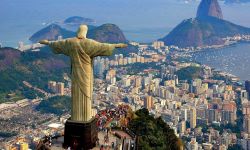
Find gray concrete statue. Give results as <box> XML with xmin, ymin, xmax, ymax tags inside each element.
<box><xmin>40</xmin><ymin>25</ymin><xmax>127</xmax><ymax>122</ymax></box>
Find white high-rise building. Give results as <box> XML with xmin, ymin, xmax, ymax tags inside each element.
<box><xmin>58</xmin><ymin>35</ymin><xmax>63</xmax><ymax>40</ymax></box>
<box><xmin>190</xmin><ymin>107</ymin><xmax>197</xmax><ymax>129</ymax></box>
<box><xmin>57</xmin><ymin>82</ymin><xmax>65</xmax><ymax>96</ymax></box>
<box><xmin>241</xmin><ymin>90</ymin><xmax>249</xmax><ymax>100</ymax></box>
<box><xmin>18</xmin><ymin>41</ymin><xmax>24</xmax><ymax>50</ymax></box>
<box><xmin>178</xmin><ymin>120</ymin><xmax>186</xmax><ymax>134</ymax></box>
<box><xmin>243</xmin><ymin>116</ymin><xmax>250</xmax><ymax>134</ymax></box>
<box><xmin>181</xmin><ymin>109</ymin><xmax>188</xmax><ymax>121</ymax></box>
<box><xmin>152</xmin><ymin>41</ymin><xmax>165</xmax><ymax>49</ymax></box>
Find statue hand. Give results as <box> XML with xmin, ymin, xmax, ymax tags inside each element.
<box><xmin>39</xmin><ymin>40</ymin><xmax>49</xmax><ymax>45</ymax></box>
<box><xmin>115</xmin><ymin>43</ymin><xmax>128</xmax><ymax>48</ymax></box>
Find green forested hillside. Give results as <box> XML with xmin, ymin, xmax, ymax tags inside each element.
<box><xmin>0</xmin><ymin>47</ymin><xmax>70</xmax><ymax>102</ymax></box>
<box><xmin>176</xmin><ymin>66</ymin><xmax>202</xmax><ymax>81</ymax></box>
<box><xmin>129</xmin><ymin>109</ymin><xmax>183</xmax><ymax>150</ymax></box>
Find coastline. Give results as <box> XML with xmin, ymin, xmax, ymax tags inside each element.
<box><xmin>185</xmin><ymin>42</ymin><xmax>250</xmax><ymax>82</ymax></box>
<box><xmin>180</xmin><ymin>39</ymin><xmax>250</xmax><ymax>54</ymax></box>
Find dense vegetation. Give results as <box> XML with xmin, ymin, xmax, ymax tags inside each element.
<box><xmin>36</xmin><ymin>96</ymin><xmax>71</xmax><ymax>115</ymax></box>
<box><xmin>176</xmin><ymin>66</ymin><xmax>202</xmax><ymax>81</ymax></box>
<box><xmin>128</xmin><ymin>108</ymin><xmax>183</xmax><ymax>150</ymax></box>
<box><xmin>0</xmin><ymin>47</ymin><xmax>70</xmax><ymax>103</ymax></box>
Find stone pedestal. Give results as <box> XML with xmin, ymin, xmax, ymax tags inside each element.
<box><xmin>63</xmin><ymin>118</ymin><xmax>98</xmax><ymax>150</ymax></box>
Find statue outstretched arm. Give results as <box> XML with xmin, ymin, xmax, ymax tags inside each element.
<box><xmin>39</xmin><ymin>40</ymin><xmax>49</xmax><ymax>45</ymax></box>
<box><xmin>86</xmin><ymin>39</ymin><xmax>127</xmax><ymax>57</ymax></box>
<box><xmin>39</xmin><ymin>39</ymin><xmax>70</xmax><ymax>56</ymax></box>
<box><xmin>114</xmin><ymin>43</ymin><xmax>128</xmax><ymax>48</ymax></box>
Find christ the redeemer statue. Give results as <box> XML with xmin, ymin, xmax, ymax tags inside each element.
<box><xmin>40</xmin><ymin>25</ymin><xmax>127</xmax><ymax>122</ymax></box>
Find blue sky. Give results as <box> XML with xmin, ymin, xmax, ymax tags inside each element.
<box><xmin>0</xmin><ymin>0</ymin><xmax>250</xmax><ymax>45</ymax></box>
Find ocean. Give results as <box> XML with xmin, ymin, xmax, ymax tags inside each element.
<box><xmin>191</xmin><ymin>43</ymin><xmax>250</xmax><ymax>81</ymax></box>
<box><xmin>1</xmin><ymin>0</ymin><xmax>250</xmax><ymax>47</ymax></box>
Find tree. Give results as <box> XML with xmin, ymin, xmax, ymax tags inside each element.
<box><xmin>128</xmin><ymin>108</ymin><xmax>183</xmax><ymax>150</ymax></box>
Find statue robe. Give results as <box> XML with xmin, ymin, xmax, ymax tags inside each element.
<box><xmin>48</xmin><ymin>37</ymin><xmax>116</xmax><ymax>122</ymax></box>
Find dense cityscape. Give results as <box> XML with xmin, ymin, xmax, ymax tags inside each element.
<box><xmin>0</xmin><ymin>39</ymin><xmax>250</xmax><ymax>149</ymax></box>
<box><xmin>1</xmin><ymin>0</ymin><xmax>250</xmax><ymax>149</ymax></box>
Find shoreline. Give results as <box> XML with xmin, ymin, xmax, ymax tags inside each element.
<box><xmin>185</xmin><ymin>42</ymin><xmax>250</xmax><ymax>82</ymax></box>
<box><xmin>179</xmin><ymin>40</ymin><xmax>250</xmax><ymax>54</ymax></box>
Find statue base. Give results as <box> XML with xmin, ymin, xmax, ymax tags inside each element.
<box><xmin>63</xmin><ymin>118</ymin><xmax>98</xmax><ymax>150</ymax></box>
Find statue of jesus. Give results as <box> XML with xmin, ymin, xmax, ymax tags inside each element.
<box><xmin>40</xmin><ymin>25</ymin><xmax>127</xmax><ymax>122</ymax></box>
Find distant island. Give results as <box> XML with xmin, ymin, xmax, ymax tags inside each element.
<box><xmin>161</xmin><ymin>0</ymin><xmax>250</xmax><ymax>48</ymax></box>
<box><xmin>64</xmin><ymin>16</ymin><xmax>96</xmax><ymax>25</ymax></box>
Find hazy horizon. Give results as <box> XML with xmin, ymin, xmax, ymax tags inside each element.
<box><xmin>1</xmin><ymin>0</ymin><xmax>250</xmax><ymax>46</ymax></box>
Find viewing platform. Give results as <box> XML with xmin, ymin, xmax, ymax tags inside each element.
<box><xmin>39</xmin><ymin>129</ymin><xmax>135</xmax><ymax>150</ymax></box>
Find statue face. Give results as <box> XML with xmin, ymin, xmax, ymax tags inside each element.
<box><xmin>77</xmin><ymin>25</ymin><xmax>88</xmax><ymax>39</ymax></box>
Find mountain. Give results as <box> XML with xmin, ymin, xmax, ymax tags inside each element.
<box><xmin>29</xmin><ymin>24</ymin><xmax>75</xmax><ymax>43</ymax></box>
<box><xmin>0</xmin><ymin>44</ymin><xmax>136</xmax><ymax>103</ymax></box>
<box><xmin>161</xmin><ymin>17</ymin><xmax>250</xmax><ymax>48</ymax></box>
<box><xmin>161</xmin><ymin>0</ymin><xmax>250</xmax><ymax>48</ymax></box>
<box><xmin>30</xmin><ymin>23</ymin><xmax>127</xmax><ymax>44</ymax></box>
<box><xmin>0</xmin><ymin>47</ymin><xmax>21</xmax><ymax>71</ymax></box>
<box><xmin>197</xmin><ymin>0</ymin><xmax>223</xmax><ymax>19</ymax></box>
<box><xmin>64</xmin><ymin>16</ymin><xmax>96</xmax><ymax>25</ymax></box>
<box><xmin>0</xmin><ymin>46</ymin><xmax>70</xmax><ymax>102</ymax></box>
<box><xmin>87</xmin><ymin>24</ymin><xmax>127</xmax><ymax>43</ymax></box>
<box><xmin>0</xmin><ymin>23</ymin><xmax>133</xmax><ymax>102</ymax></box>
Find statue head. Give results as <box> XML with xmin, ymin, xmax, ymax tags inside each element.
<box><xmin>77</xmin><ymin>25</ymin><xmax>88</xmax><ymax>39</ymax></box>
